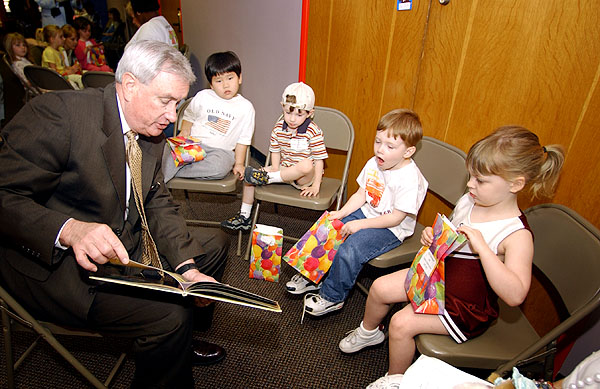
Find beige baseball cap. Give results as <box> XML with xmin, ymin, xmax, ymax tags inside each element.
<box><xmin>281</xmin><ymin>82</ymin><xmax>315</xmax><ymax>111</ymax></box>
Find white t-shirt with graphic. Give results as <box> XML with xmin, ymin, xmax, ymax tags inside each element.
<box><xmin>357</xmin><ymin>157</ymin><xmax>428</xmax><ymax>240</ymax></box>
<box><xmin>183</xmin><ymin>89</ymin><xmax>255</xmax><ymax>151</ymax></box>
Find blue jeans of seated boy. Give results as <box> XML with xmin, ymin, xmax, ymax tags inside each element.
<box><xmin>161</xmin><ymin>143</ymin><xmax>235</xmax><ymax>183</ymax></box>
<box><xmin>319</xmin><ymin>208</ymin><xmax>402</xmax><ymax>303</ymax></box>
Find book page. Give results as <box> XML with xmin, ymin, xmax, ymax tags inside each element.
<box><xmin>399</xmin><ymin>355</ymin><xmax>493</xmax><ymax>388</ymax></box>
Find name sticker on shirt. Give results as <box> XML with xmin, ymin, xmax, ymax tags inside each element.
<box><xmin>419</xmin><ymin>249</ymin><xmax>438</xmax><ymax>277</ymax></box>
<box><xmin>290</xmin><ymin>138</ymin><xmax>309</xmax><ymax>151</ymax></box>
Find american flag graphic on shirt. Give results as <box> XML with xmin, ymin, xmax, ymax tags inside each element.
<box><xmin>206</xmin><ymin>115</ymin><xmax>231</xmax><ymax>134</ymax></box>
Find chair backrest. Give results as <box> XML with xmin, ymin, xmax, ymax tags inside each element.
<box><xmin>524</xmin><ymin>204</ymin><xmax>600</xmax><ymax>314</ymax></box>
<box><xmin>23</xmin><ymin>65</ymin><xmax>74</xmax><ymax>91</ymax></box>
<box><xmin>413</xmin><ymin>136</ymin><xmax>468</xmax><ymax>206</ymax></box>
<box><xmin>174</xmin><ymin>98</ymin><xmax>193</xmax><ymax>136</ymax></box>
<box><xmin>28</xmin><ymin>45</ymin><xmax>44</xmax><ymax>66</ymax></box>
<box><xmin>82</xmin><ymin>71</ymin><xmax>115</xmax><ymax>88</ymax></box>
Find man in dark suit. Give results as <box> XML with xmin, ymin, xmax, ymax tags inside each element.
<box><xmin>0</xmin><ymin>40</ymin><xmax>227</xmax><ymax>388</ymax></box>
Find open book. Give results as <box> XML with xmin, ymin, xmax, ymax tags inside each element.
<box><xmin>89</xmin><ymin>259</ymin><xmax>281</xmax><ymax>313</ymax></box>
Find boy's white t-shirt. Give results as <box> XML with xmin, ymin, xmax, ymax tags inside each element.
<box><xmin>183</xmin><ymin>89</ymin><xmax>255</xmax><ymax>151</ymax></box>
<box><xmin>357</xmin><ymin>157</ymin><xmax>428</xmax><ymax>241</ymax></box>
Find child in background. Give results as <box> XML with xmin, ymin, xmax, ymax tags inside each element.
<box><xmin>41</xmin><ymin>25</ymin><xmax>83</xmax><ymax>89</ymax></box>
<box><xmin>221</xmin><ymin>82</ymin><xmax>327</xmax><ymax>231</ymax></box>
<box><xmin>162</xmin><ymin>51</ymin><xmax>255</xmax><ymax>183</ymax></box>
<box><xmin>343</xmin><ymin>126</ymin><xmax>564</xmax><ymax>389</ymax></box>
<box><xmin>3</xmin><ymin>32</ymin><xmax>41</xmax><ymax>96</ymax></box>
<box><xmin>102</xmin><ymin>8</ymin><xmax>122</xmax><ymax>43</ymax></box>
<box><xmin>292</xmin><ymin>109</ymin><xmax>428</xmax><ymax>317</ymax></box>
<box><xmin>73</xmin><ymin>17</ymin><xmax>112</xmax><ymax>72</ymax></box>
<box><xmin>61</xmin><ymin>24</ymin><xmax>81</xmax><ymax>71</ymax></box>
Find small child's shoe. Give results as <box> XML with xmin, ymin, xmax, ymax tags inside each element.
<box><xmin>366</xmin><ymin>373</ymin><xmax>404</xmax><ymax>389</ymax></box>
<box><xmin>303</xmin><ymin>293</ymin><xmax>344</xmax><ymax>316</ymax></box>
<box><xmin>244</xmin><ymin>166</ymin><xmax>269</xmax><ymax>186</ymax></box>
<box><xmin>338</xmin><ymin>323</ymin><xmax>385</xmax><ymax>353</ymax></box>
<box><xmin>285</xmin><ymin>274</ymin><xmax>321</xmax><ymax>295</ymax></box>
<box><xmin>221</xmin><ymin>212</ymin><xmax>252</xmax><ymax>231</ymax></box>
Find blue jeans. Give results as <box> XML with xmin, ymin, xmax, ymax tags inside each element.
<box><xmin>319</xmin><ymin>208</ymin><xmax>402</xmax><ymax>303</ymax></box>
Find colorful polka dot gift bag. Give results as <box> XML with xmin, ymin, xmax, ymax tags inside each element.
<box><xmin>283</xmin><ymin>211</ymin><xmax>346</xmax><ymax>284</ymax></box>
<box><xmin>249</xmin><ymin>224</ymin><xmax>283</xmax><ymax>282</ymax></box>
<box><xmin>166</xmin><ymin>136</ymin><xmax>206</xmax><ymax>167</ymax></box>
<box><xmin>404</xmin><ymin>213</ymin><xmax>466</xmax><ymax>315</ymax></box>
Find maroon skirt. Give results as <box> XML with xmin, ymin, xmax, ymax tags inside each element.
<box><xmin>444</xmin><ymin>255</ymin><xmax>499</xmax><ymax>340</ymax></box>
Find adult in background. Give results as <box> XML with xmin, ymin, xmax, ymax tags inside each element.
<box><xmin>126</xmin><ymin>0</ymin><xmax>178</xmax><ymax>50</ymax></box>
<box><xmin>0</xmin><ymin>40</ymin><xmax>228</xmax><ymax>388</ymax></box>
<box><xmin>35</xmin><ymin>0</ymin><xmax>75</xmax><ymax>27</ymax></box>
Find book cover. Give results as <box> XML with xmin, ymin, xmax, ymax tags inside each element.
<box><xmin>283</xmin><ymin>211</ymin><xmax>346</xmax><ymax>284</ymax></box>
<box><xmin>249</xmin><ymin>224</ymin><xmax>283</xmax><ymax>282</ymax></box>
<box><xmin>404</xmin><ymin>213</ymin><xmax>466</xmax><ymax>315</ymax></box>
<box><xmin>90</xmin><ymin>259</ymin><xmax>281</xmax><ymax>313</ymax></box>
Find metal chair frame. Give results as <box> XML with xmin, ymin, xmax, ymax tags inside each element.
<box><xmin>244</xmin><ymin>106</ymin><xmax>355</xmax><ymax>260</ymax></box>
<box><xmin>0</xmin><ymin>285</ymin><xmax>126</xmax><ymax>389</ymax></box>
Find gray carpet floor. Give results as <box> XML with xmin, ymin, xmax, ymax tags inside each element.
<box><xmin>0</xmin><ymin>189</ymin><xmax>403</xmax><ymax>389</ymax></box>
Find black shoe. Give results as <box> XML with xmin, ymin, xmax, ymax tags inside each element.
<box><xmin>244</xmin><ymin>166</ymin><xmax>269</xmax><ymax>186</ymax></box>
<box><xmin>191</xmin><ymin>340</ymin><xmax>226</xmax><ymax>366</ymax></box>
<box><xmin>221</xmin><ymin>212</ymin><xmax>252</xmax><ymax>231</ymax></box>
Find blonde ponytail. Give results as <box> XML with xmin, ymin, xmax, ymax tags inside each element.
<box><xmin>530</xmin><ymin>144</ymin><xmax>564</xmax><ymax>198</ymax></box>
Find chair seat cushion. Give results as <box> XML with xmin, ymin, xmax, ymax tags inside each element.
<box><xmin>416</xmin><ymin>300</ymin><xmax>540</xmax><ymax>369</ymax></box>
<box><xmin>254</xmin><ymin>177</ymin><xmax>341</xmax><ymax>211</ymax></box>
<box><xmin>167</xmin><ymin>173</ymin><xmax>238</xmax><ymax>193</ymax></box>
<box><xmin>368</xmin><ymin>223</ymin><xmax>426</xmax><ymax>268</ymax></box>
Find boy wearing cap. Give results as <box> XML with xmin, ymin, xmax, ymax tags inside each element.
<box><xmin>221</xmin><ymin>82</ymin><xmax>327</xmax><ymax>231</ymax></box>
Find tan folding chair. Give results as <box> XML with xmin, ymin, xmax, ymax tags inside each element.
<box><xmin>356</xmin><ymin>136</ymin><xmax>469</xmax><ymax>295</ymax></box>
<box><xmin>166</xmin><ymin>98</ymin><xmax>250</xmax><ymax>255</ymax></box>
<box><xmin>244</xmin><ymin>106</ymin><xmax>355</xmax><ymax>259</ymax></box>
<box><xmin>82</xmin><ymin>71</ymin><xmax>115</xmax><ymax>88</ymax></box>
<box><xmin>415</xmin><ymin>204</ymin><xmax>600</xmax><ymax>381</ymax></box>
<box><xmin>0</xmin><ymin>285</ymin><xmax>127</xmax><ymax>389</ymax></box>
<box><xmin>23</xmin><ymin>65</ymin><xmax>74</xmax><ymax>92</ymax></box>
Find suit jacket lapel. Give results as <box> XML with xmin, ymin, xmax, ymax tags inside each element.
<box><xmin>100</xmin><ymin>84</ymin><xmax>127</xmax><ymax>217</ymax></box>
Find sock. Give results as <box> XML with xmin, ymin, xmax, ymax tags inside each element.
<box><xmin>240</xmin><ymin>202</ymin><xmax>252</xmax><ymax>218</ymax></box>
<box><xmin>267</xmin><ymin>171</ymin><xmax>283</xmax><ymax>184</ymax></box>
<box><xmin>360</xmin><ymin>321</ymin><xmax>380</xmax><ymax>336</ymax></box>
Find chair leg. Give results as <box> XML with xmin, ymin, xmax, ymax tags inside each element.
<box><xmin>0</xmin><ymin>292</ymin><xmax>107</xmax><ymax>389</ymax></box>
<box><xmin>237</xmin><ymin>230</ymin><xmax>242</xmax><ymax>256</ymax></box>
<box><xmin>1</xmin><ymin>300</ymin><xmax>15</xmax><ymax>389</ymax></box>
<box><xmin>244</xmin><ymin>201</ymin><xmax>261</xmax><ymax>260</ymax></box>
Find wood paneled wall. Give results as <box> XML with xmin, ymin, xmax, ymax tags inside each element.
<box><xmin>306</xmin><ymin>0</ymin><xmax>600</xmax><ymax>229</ymax></box>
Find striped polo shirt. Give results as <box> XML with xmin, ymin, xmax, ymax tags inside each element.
<box><xmin>269</xmin><ymin>118</ymin><xmax>328</xmax><ymax>167</ymax></box>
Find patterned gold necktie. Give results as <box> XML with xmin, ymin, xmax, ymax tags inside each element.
<box><xmin>125</xmin><ymin>131</ymin><xmax>162</xmax><ymax>269</ymax></box>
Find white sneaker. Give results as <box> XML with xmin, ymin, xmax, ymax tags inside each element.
<box><xmin>366</xmin><ymin>373</ymin><xmax>404</xmax><ymax>389</ymax></box>
<box><xmin>339</xmin><ymin>325</ymin><xmax>385</xmax><ymax>353</ymax></box>
<box><xmin>285</xmin><ymin>273</ymin><xmax>321</xmax><ymax>295</ymax></box>
<box><xmin>303</xmin><ymin>293</ymin><xmax>344</xmax><ymax>316</ymax></box>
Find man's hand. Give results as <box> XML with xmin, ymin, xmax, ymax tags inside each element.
<box><xmin>232</xmin><ymin>163</ymin><xmax>245</xmax><ymax>180</ymax></box>
<box><xmin>175</xmin><ymin>260</ymin><xmax>218</xmax><ymax>283</ymax></box>
<box><xmin>59</xmin><ymin>219</ymin><xmax>129</xmax><ymax>272</ymax></box>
